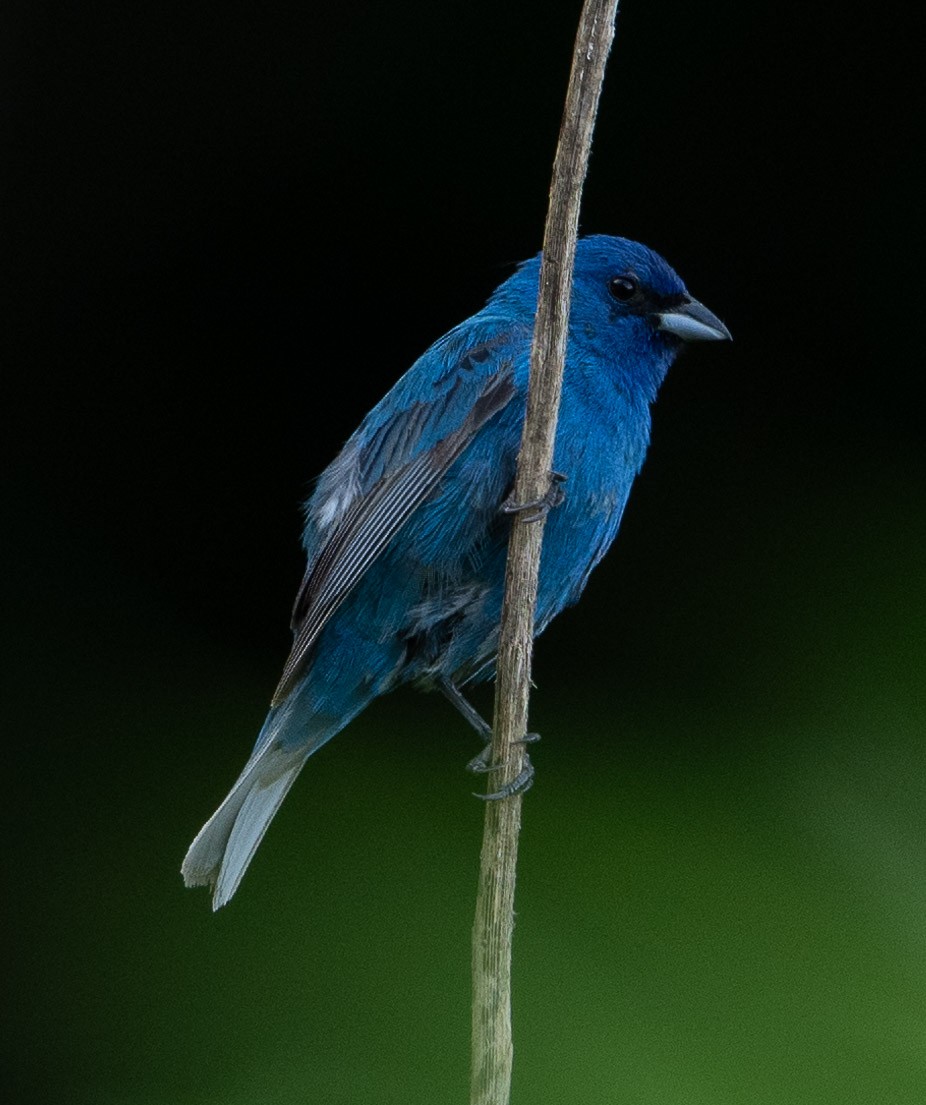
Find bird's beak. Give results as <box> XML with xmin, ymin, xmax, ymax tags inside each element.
<box><xmin>657</xmin><ymin>297</ymin><xmax>732</xmax><ymax>342</ymax></box>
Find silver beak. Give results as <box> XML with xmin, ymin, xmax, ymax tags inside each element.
<box><xmin>657</xmin><ymin>297</ymin><xmax>732</xmax><ymax>342</ymax></box>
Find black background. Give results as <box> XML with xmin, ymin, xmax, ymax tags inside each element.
<box><xmin>8</xmin><ymin>1</ymin><xmax>915</xmax><ymax>653</ymax></box>
<box><xmin>6</xmin><ymin>3</ymin><xmax>923</xmax><ymax>1103</ymax></box>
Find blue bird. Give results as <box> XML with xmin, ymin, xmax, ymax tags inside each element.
<box><xmin>182</xmin><ymin>235</ymin><xmax>730</xmax><ymax>908</ymax></box>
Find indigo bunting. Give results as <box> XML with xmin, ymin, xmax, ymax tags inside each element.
<box><xmin>182</xmin><ymin>235</ymin><xmax>730</xmax><ymax>908</ymax></box>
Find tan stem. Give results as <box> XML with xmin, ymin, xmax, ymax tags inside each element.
<box><xmin>470</xmin><ymin>3</ymin><xmax>621</xmax><ymax>1103</ymax></box>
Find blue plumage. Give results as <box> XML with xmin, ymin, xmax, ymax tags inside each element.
<box><xmin>182</xmin><ymin>235</ymin><xmax>730</xmax><ymax>908</ymax></box>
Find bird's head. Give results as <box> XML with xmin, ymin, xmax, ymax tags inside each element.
<box><xmin>571</xmin><ymin>234</ymin><xmax>730</xmax><ymax>345</ymax></box>
<box><xmin>493</xmin><ymin>234</ymin><xmax>731</xmax><ymax>400</ymax></box>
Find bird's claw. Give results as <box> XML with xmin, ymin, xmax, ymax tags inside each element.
<box><xmin>468</xmin><ymin>733</ymin><xmax>539</xmax><ymax>799</ymax></box>
<box><xmin>475</xmin><ymin>758</ymin><xmax>535</xmax><ymax>801</ymax></box>
<box><xmin>501</xmin><ymin>471</ymin><xmax>567</xmax><ymax>522</ymax></box>
<box><xmin>466</xmin><ymin>732</ymin><xmax>540</xmax><ymax>774</ymax></box>
<box><xmin>467</xmin><ymin>745</ymin><xmax>494</xmax><ymax>774</ymax></box>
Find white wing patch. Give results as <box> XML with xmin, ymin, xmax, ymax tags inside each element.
<box><xmin>311</xmin><ymin>442</ymin><xmax>362</xmax><ymax>531</ymax></box>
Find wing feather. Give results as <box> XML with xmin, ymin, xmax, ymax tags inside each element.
<box><xmin>270</xmin><ymin>365</ymin><xmax>517</xmax><ymax>706</ymax></box>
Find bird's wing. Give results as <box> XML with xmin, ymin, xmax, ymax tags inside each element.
<box><xmin>270</xmin><ymin>325</ymin><xmax>524</xmax><ymax>706</ymax></box>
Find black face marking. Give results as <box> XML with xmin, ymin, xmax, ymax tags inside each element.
<box><xmin>654</xmin><ymin>291</ymin><xmax>687</xmax><ymax>311</ymax></box>
<box><xmin>607</xmin><ymin>281</ymin><xmax>689</xmax><ymax>324</ymax></box>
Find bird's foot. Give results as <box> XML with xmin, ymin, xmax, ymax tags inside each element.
<box><xmin>475</xmin><ymin>757</ymin><xmax>535</xmax><ymax>801</ymax></box>
<box><xmin>468</xmin><ymin>733</ymin><xmax>539</xmax><ymax>800</ymax></box>
<box><xmin>501</xmin><ymin>471</ymin><xmax>567</xmax><ymax>523</ymax></box>
<box><xmin>467</xmin><ymin>732</ymin><xmax>540</xmax><ymax>773</ymax></box>
<box><xmin>467</xmin><ymin>745</ymin><xmax>494</xmax><ymax>775</ymax></box>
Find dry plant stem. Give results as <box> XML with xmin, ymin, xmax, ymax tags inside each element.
<box><xmin>470</xmin><ymin>2</ymin><xmax>620</xmax><ymax>1104</ymax></box>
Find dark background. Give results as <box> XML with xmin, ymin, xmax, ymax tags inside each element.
<box><xmin>6</xmin><ymin>2</ymin><xmax>923</xmax><ymax>1103</ymax></box>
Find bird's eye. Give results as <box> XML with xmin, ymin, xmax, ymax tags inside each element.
<box><xmin>608</xmin><ymin>275</ymin><xmax>638</xmax><ymax>302</ymax></box>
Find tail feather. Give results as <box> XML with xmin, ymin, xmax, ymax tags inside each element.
<box><xmin>182</xmin><ymin>651</ymin><xmax>387</xmax><ymax>908</ymax></box>
<box><xmin>182</xmin><ymin>741</ymin><xmax>308</xmax><ymax>910</ymax></box>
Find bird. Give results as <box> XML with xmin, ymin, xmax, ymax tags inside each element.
<box><xmin>182</xmin><ymin>234</ymin><xmax>731</xmax><ymax>909</ymax></box>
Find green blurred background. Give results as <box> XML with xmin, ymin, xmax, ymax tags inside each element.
<box><xmin>6</xmin><ymin>1</ymin><xmax>922</xmax><ymax>1102</ymax></box>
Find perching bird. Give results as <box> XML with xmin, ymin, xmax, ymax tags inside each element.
<box><xmin>182</xmin><ymin>235</ymin><xmax>730</xmax><ymax>909</ymax></box>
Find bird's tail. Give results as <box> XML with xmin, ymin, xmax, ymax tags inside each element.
<box><xmin>180</xmin><ymin>680</ymin><xmax>349</xmax><ymax>910</ymax></box>
<box><xmin>181</xmin><ymin>734</ymin><xmax>312</xmax><ymax>910</ymax></box>
<box><xmin>183</xmin><ymin>634</ymin><xmax>398</xmax><ymax>908</ymax></box>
